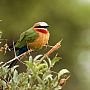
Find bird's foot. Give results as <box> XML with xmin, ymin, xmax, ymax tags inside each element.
<box><xmin>44</xmin><ymin>45</ymin><xmax>53</xmax><ymax>48</ymax></box>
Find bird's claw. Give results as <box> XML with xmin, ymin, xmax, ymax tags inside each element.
<box><xmin>44</xmin><ymin>45</ymin><xmax>53</xmax><ymax>48</ymax></box>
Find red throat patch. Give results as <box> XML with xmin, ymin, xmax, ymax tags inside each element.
<box><xmin>34</xmin><ymin>28</ymin><xmax>48</xmax><ymax>34</ymax></box>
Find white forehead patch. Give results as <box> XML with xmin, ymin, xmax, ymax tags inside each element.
<box><xmin>38</xmin><ymin>22</ymin><xmax>48</xmax><ymax>26</ymax></box>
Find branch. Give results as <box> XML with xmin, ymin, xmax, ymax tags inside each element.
<box><xmin>3</xmin><ymin>50</ymin><xmax>33</xmax><ymax>66</ymax></box>
<box><xmin>3</xmin><ymin>40</ymin><xmax>62</xmax><ymax>66</ymax></box>
<box><xmin>46</xmin><ymin>40</ymin><xmax>62</xmax><ymax>56</ymax></box>
<box><xmin>38</xmin><ymin>39</ymin><xmax>62</xmax><ymax>63</ymax></box>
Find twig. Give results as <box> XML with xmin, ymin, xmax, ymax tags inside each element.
<box><xmin>0</xmin><ymin>39</ymin><xmax>11</xmax><ymax>53</ymax></box>
<box><xmin>4</xmin><ymin>43</ymin><xmax>11</xmax><ymax>54</ymax></box>
<box><xmin>46</xmin><ymin>40</ymin><xmax>62</xmax><ymax>56</ymax></box>
<box><xmin>0</xmin><ymin>77</ymin><xmax>7</xmax><ymax>83</ymax></box>
<box><xmin>38</xmin><ymin>40</ymin><xmax>62</xmax><ymax>63</ymax></box>
<box><xmin>3</xmin><ymin>49</ymin><xmax>33</xmax><ymax>66</ymax></box>
<box><xmin>13</xmin><ymin>41</ymin><xmax>16</xmax><ymax>57</ymax></box>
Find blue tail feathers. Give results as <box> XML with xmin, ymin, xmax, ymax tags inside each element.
<box><xmin>16</xmin><ymin>46</ymin><xmax>28</xmax><ymax>56</ymax></box>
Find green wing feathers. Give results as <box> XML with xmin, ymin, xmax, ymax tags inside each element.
<box><xmin>15</xmin><ymin>27</ymin><xmax>39</xmax><ymax>48</ymax></box>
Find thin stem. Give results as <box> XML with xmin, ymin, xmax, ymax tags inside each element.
<box><xmin>13</xmin><ymin>41</ymin><xmax>16</xmax><ymax>57</ymax></box>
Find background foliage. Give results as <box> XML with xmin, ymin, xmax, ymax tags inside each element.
<box><xmin>0</xmin><ymin>54</ymin><xmax>70</xmax><ymax>90</ymax></box>
<box><xmin>0</xmin><ymin>0</ymin><xmax>90</xmax><ymax>90</ymax></box>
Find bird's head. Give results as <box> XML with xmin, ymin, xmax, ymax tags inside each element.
<box><xmin>33</xmin><ymin>22</ymin><xmax>49</xmax><ymax>34</ymax></box>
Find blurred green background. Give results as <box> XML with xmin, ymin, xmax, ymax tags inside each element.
<box><xmin>0</xmin><ymin>0</ymin><xmax>90</xmax><ymax>90</ymax></box>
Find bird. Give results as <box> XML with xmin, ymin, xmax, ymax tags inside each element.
<box><xmin>9</xmin><ymin>22</ymin><xmax>50</xmax><ymax>68</ymax></box>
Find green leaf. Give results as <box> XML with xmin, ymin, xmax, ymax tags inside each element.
<box><xmin>24</xmin><ymin>61</ymin><xmax>33</xmax><ymax>69</ymax></box>
<box><xmin>13</xmin><ymin>69</ymin><xmax>18</xmax><ymax>82</ymax></box>
<box><xmin>55</xmin><ymin>85</ymin><xmax>62</xmax><ymax>90</ymax></box>
<box><xmin>0</xmin><ymin>66</ymin><xmax>9</xmax><ymax>77</ymax></box>
<box><xmin>58</xmin><ymin>69</ymin><xmax>70</xmax><ymax>79</ymax></box>
<box><xmin>37</xmin><ymin>64</ymin><xmax>48</xmax><ymax>72</ymax></box>
<box><xmin>11</xmin><ymin>65</ymin><xmax>19</xmax><ymax>73</ymax></box>
<box><xmin>34</xmin><ymin>54</ymin><xmax>43</xmax><ymax>61</ymax></box>
<box><xmin>17</xmin><ymin>73</ymin><xmax>29</xmax><ymax>89</ymax></box>
<box><xmin>1</xmin><ymin>80</ymin><xmax>7</xmax><ymax>89</ymax></box>
<box><xmin>51</xmin><ymin>57</ymin><xmax>61</xmax><ymax>66</ymax></box>
<box><xmin>47</xmin><ymin>57</ymin><xmax>52</xmax><ymax>67</ymax></box>
<box><xmin>43</xmin><ymin>74</ymin><xmax>53</xmax><ymax>81</ymax></box>
<box><xmin>36</xmin><ymin>75</ymin><xmax>43</xmax><ymax>84</ymax></box>
<box><xmin>29</xmin><ymin>56</ymin><xmax>33</xmax><ymax>62</ymax></box>
<box><xmin>43</xmin><ymin>60</ymin><xmax>48</xmax><ymax>68</ymax></box>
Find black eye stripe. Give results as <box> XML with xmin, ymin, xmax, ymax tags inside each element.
<box><xmin>34</xmin><ymin>26</ymin><xmax>49</xmax><ymax>28</ymax></box>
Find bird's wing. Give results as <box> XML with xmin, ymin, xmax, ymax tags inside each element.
<box><xmin>15</xmin><ymin>27</ymin><xmax>39</xmax><ymax>48</ymax></box>
<box><xmin>19</xmin><ymin>31</ymin><xmax>26</xmax><ymax>41</ymax></box>
<box><xmin>20</xmin><ymin>27</ymin><xmax>38</xmax><ymax>41</ymax></box>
